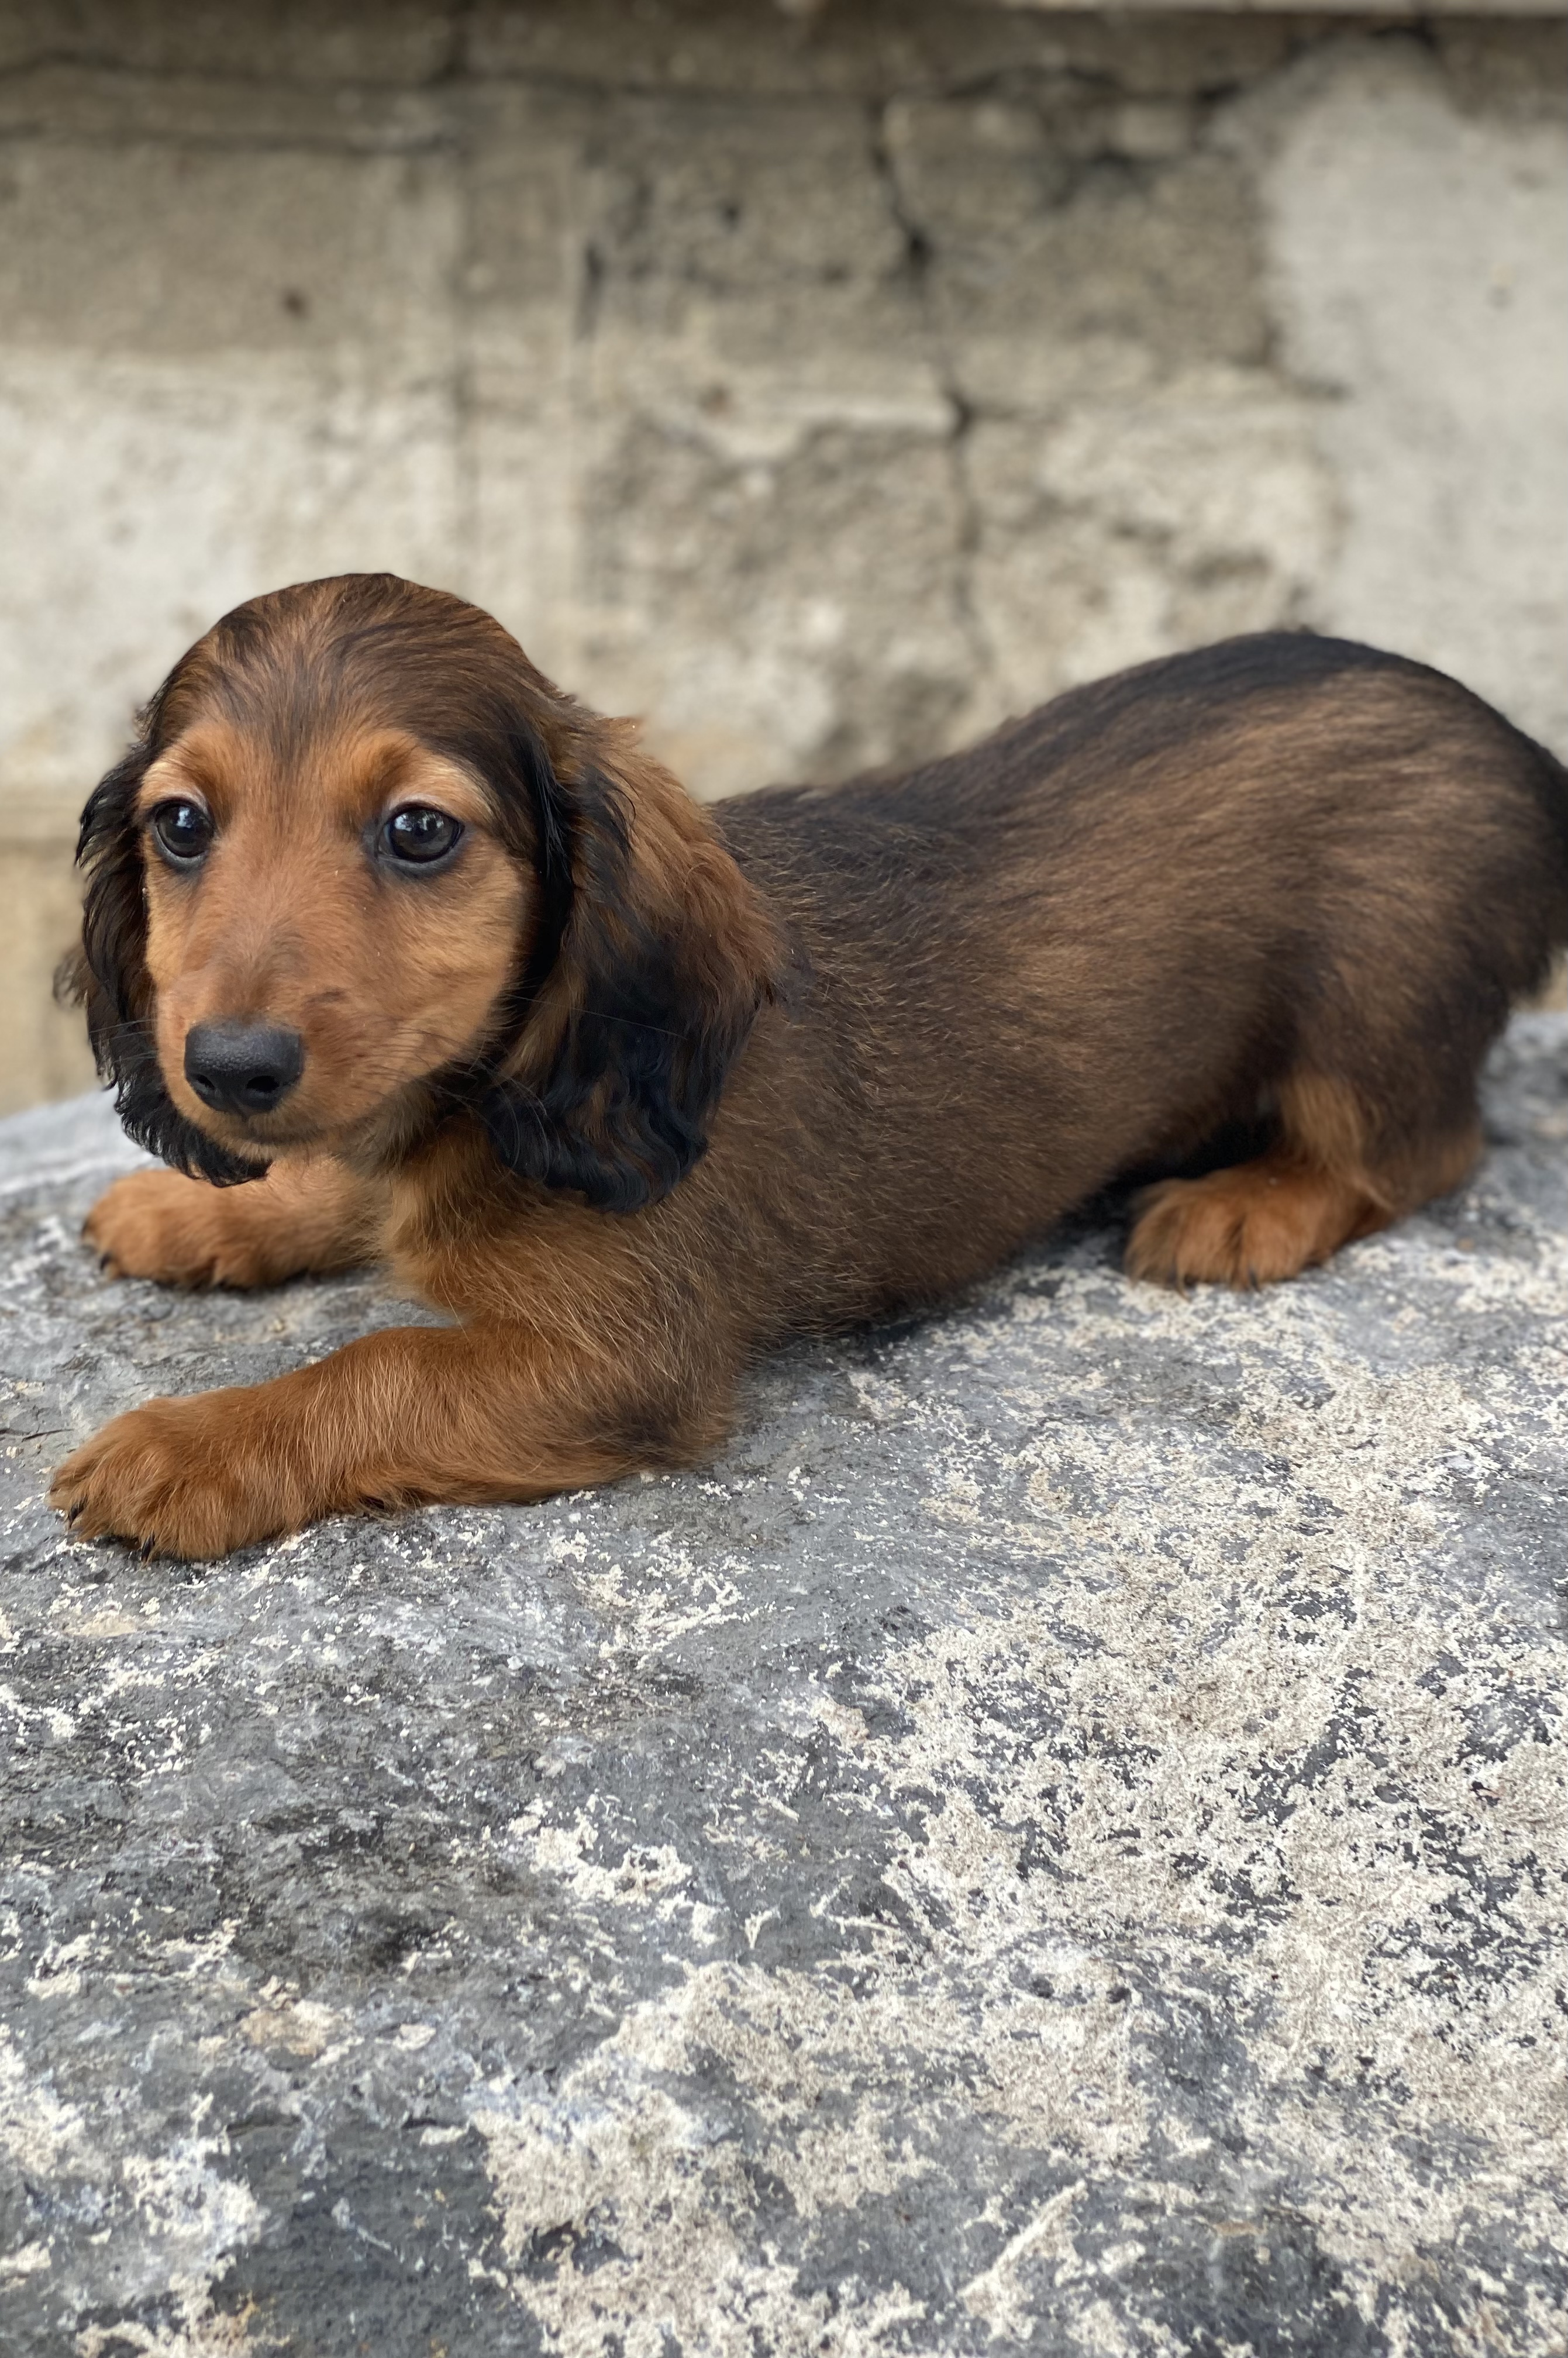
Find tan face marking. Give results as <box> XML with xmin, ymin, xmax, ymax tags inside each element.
<box><xmin>136</xmin><ymin>719</ymin><xmax>529</xmax><ymax>1155</ymax></box>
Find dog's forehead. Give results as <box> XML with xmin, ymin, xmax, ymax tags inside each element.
<box><xmin>139</xmin><ymin>718</ymin><xmax>493</xmax><ymax>831</ymax></box>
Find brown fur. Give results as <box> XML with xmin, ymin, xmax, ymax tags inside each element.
<box><xmin>50</xmin><ymin>575</ymin><xmax>1568</xmax><ymax>1556</ymax></box>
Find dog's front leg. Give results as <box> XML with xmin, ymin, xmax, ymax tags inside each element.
<box><xmin>82</xmin><ymin>1159</ymin><xmax>382</xmax><ymax>1290</ymax></box>
<box><xmin>50</xmin><ymin>1320</ymin><xmax>709</xmax><ymax>1559</ymax></box>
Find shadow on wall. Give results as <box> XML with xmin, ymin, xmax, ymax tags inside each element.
<box><xmin>1</xmin><ymin>2</ymin><xmax>1564</xmax><ymax>1114</ymax></box>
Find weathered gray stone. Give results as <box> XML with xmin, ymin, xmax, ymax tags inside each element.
<box><xmin>463</xmin><ymin>4</ymin><xmax>1304</xmax><ymax>102</ymax></box>
<box><xmin>1246</xmin><ymin>38</ymin><xmax>1568</xmax><ymax>756</ymax></box>
<box><xmin>895</xmin><ymin>147</ymin><xmax>1270</xmax><ymax>393</ymax></box>
<box><xmin>961</xmin><ymin>380</ymin><xmax>1329</xmax><ymax>713</ymax></box>
<box><xmin>581</xmin><ymin>419</ymin><xmax>978</xmax><ymax>788</ymax></box>
<box><xmin>0</xmin><ymin>64</ymin><xmax>451</xmax><ymax>152</ymax></box>
<box><xmin>0</xmin><ymin>142</ymin><xmax>461</xmax><ymax>360</ymax></box>
<box><xmin>1</xmin><ymin>1019</ymin><xmax>1564</xmax><ymax>2353</ymax></box>
<box><xmin>0</xmin><ymin>0</ymin><xmax>459</xmax><ymax>85</ymax></box>
<box><xmin>583</xmin><ymin>94</ymin><xmax>909</xmax><ymax>291</ymax></box>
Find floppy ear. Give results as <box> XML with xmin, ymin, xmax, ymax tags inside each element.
<box><xmin>60</xmin><ymin>740</ymin><xmax>261</xmax><ymax>1187</ymax></box>
<box><xmin>479</xmin><ymin>725</ymin><xmax>783</xmax><ymax>1214</ymax></box>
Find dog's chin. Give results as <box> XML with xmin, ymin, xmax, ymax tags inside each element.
<box><xmin>169</xmin><ymin>1088</ymin><xmax>330</xmax><ymax>1164</ymax></box>
<box><xmin>170</xmin><ymin>1071</ymin><xmax>461</xmax><ymax>1175</ymax></box>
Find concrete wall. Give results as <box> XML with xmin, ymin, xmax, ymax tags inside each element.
<box><xmin>2</xmin><ymin>2</ymin><xmax>1564</xmax><ymax>1114</ymax></box>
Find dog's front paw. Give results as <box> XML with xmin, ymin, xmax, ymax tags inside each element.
<box><xmin>50</xmin><ymin>1392</ymin><xmax>300</xmax><ymax>1559</ymax></box>
<box><xmin>84</xmin><ymin>1168</ymin><xmax>269</xmax><ymax>1288</ymax></box>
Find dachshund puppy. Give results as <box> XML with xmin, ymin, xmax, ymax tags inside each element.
<box><xmin>50</xmin><ymin>575</ymin><xmax>1568</xmax><ymax>1557</ymax></box>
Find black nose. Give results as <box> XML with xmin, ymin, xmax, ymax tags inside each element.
<box><xmin>184</xmin><ymin>1021</ymin><xmax>304</xmax><ymax>1118</ymax></box>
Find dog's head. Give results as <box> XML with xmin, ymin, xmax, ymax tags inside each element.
<box><xmin>64</xmin><ymin>574</ymin><xmax>782</xmax><ymax>1210</ymax></box>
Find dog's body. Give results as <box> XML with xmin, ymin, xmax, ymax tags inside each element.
<box><xmin>50</xmin><ymin>578</ymin><xmax>1568</xmax><ymax>1557</ymax></box>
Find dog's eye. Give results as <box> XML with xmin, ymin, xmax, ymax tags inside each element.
<box><xmin>384</xmin><ymin>805</ymin><xmax>463</xmax><ymax>866</ymax></box>
<box><xmin>150</xmin><ymin>800</ymin><xmax>214</xmax><ymax>866</ymax></box>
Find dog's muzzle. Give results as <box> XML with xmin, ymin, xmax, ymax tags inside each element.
<box><xmin>184</xmin><ymin>1021</ymin><xmax>304</xmax><ymax>1118</ymax></box>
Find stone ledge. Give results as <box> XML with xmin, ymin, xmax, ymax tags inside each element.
<box><xmin>3</xmin><ymin>6</ymin><xmax>1562</xmax><ymax>101</ymax></box>
<box><xmin>990</xmin><ymin>0</ymin><xmax>1567</xmax><ymax>13</ymax></box>
<box><xmin>1</xmin><ymin>1016</ymin><xmax>1564</xmax><ymax>2352</ymax></box>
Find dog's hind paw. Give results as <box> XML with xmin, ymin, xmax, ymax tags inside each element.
<box><xmin>1125</xmin><ymin>1157</ymin><xmax>1384</xmax><ymax>1290</ymax></box>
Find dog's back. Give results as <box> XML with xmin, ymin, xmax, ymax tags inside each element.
<box><xmin>711</xmin><ymin>632</ymin><xmax>1568</xmax><ymax>1319</ymax></box>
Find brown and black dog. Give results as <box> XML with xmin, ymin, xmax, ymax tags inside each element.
<box><xmin>49</xmin><ymin>573</ymin><xmax>1568</xmax><ymax>1557</ymax></box>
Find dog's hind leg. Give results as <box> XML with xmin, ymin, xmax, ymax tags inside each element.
<box><xmin>1124</xmin><ymin>1068</ymin><xmax>1480</xmax><ymax>1290</ymax></box>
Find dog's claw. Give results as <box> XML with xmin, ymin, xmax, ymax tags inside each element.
<box><xmin>139</xmin><ymin>1536</ymin><xmax>156</xmax><ymax>1562</ymax></box>
<box><xmin>66</xmin><ymin>1501</ymin><xmax>84</xmax><ymax>1527</ymax></box>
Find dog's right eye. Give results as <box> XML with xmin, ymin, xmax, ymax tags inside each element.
<box><xmin>149</xmin><ymin>801</ymin><xmax>214</xmax><ymax>866</ymax></box>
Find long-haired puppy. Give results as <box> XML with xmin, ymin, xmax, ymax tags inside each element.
<box><xmin>50</xmin><ymin>575</ymin><xmax>1568</xmax><ymax>1558</ymax></box>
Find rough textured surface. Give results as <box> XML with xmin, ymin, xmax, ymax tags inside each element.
<box><xmin>1</xmin><ymin>1017</ymin><xmax>1564</xmax><ymax>2354</ymax></box>
<box><xmin>2</xmin><ymin>0</ymin><xmax>1567</xmax><ymax>1110</ymax></box>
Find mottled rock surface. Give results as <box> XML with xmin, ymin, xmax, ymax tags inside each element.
<box><xmin>1</xmin><ymin>1021</ymin><xmax>1566</xmax><ymax>2356</ymax></box>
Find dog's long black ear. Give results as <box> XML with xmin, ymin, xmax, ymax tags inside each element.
<box><xmin>59</xmin><ymin>736</ymin><xmax>260</xmax><ymax>1186</ymax></box>
<box><xmin>480</xmin><ymin>725</ymin><xmax>783</xmax><ymax>1214</ymax></box>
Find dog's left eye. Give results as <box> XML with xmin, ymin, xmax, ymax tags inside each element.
<box><xmin>384</xmin><ymin>805</ymin><xmax>463</xmax><ymax>865</ymax></box>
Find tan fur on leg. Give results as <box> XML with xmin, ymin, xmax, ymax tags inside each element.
<box><xmin>1126</xmin><ymin>1070</ymin><xmax>1482</xmax><ymax>1289</ymax></box>
<box><xmin>84</xmin><ymin>1160</ymin><xmax>381</xmax><ymax>1289</ymax></box>
<box><xmin>1126</xmin><ymin>1156</ymin><xmax>1386</xmax><ymax>1289</ymax></box>
<box><xmin>49</xmin><ymin>1318</ymin><xmax>725</xmax><ymax>1558</ymax></box>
